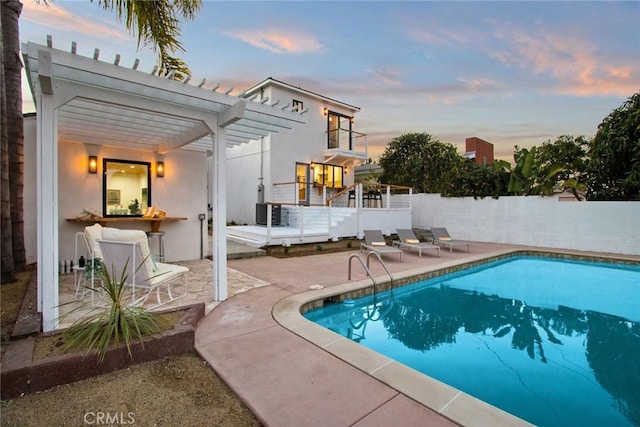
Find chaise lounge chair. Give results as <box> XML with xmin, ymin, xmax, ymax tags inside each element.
<box><xmin>361</xmin><ymin>229</ymin><xmax>403</xmax><ymax>261</ymax></box>
<box><xmin>97</xmin><ymin>229</ymin><xmax>188</xmax><ymax>308</ymax></box>
<box><xmin>393</xmin><ymin>229</ymin><xmax>440</xmax><ymax>257</ymax></box>
<box><xmin>429</xmin><ymin>227</ymin><xmax>470</xmax><ymax>253</ymax></box>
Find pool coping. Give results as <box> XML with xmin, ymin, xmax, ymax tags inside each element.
<box><xmin>272</xmin><ymin>248</ymin><xmax>639</xmax><ymax>427</ymax></box>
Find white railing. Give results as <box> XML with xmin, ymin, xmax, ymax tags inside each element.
<box><xmin>257</xmin><ymin>182</ymin><xmax>413</xmax><ymax>243</ymax></box>
<box><xmin>326</xmin><ymin>129</ymin><xmax>368</xmax><ymax>154</ymax></box>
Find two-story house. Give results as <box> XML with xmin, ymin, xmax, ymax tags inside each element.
<box><xmin>226</xmin><ymin>78</ymin><xmax>366</xmax><ymax>223</ymax></box>
<box><xmin>225</xmin><ymin>78</ymin><xmax>412</xmax><ymax>247</ymax></box>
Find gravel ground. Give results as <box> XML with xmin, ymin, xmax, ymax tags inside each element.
<box><xmin>1</xmin><ymin>353</ymin><xmax>261</xmax><ymax>427</ymax></box>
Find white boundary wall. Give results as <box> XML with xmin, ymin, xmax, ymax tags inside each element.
<box><xmin>411</xmin><ymin>193</ymin><xmax>640</xmax><ymax>255</ymax></box>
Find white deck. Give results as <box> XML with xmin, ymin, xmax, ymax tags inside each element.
<box><xmin>227</xmin><ymin>204</ymin><xmax>412</xmax><ymax>247</ymax></box>
<box><xmin>227</xmin><ymin>225</ymin><xmax>331</xmax><ymax>247</ymax></box>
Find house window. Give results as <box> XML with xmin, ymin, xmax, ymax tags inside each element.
<box><xmin>292</xmin><ymin>99</ymin><xmax>303</xmax><ymax>112</ymax></box>
<box><xmin>311</xmin><ymin>162</ymin><xmax>343</xmax><ymax>189</ymax></box>
<box><xmin>326</xmin><ymin>111</ymin><xmax>353</xmax><ymax>150</ymax></box>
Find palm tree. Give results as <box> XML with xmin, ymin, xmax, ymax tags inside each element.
<box><xmin>1</xmin><ymin>0</ymin><xmax>24</xmax><ymax>283</ymax></box>
<box><xmin>94</xmin><ymin>0</ymin><xmax>202</xmax><ymax>79</ymax></box>
<box><xmin>0</xmin><ymin>0</ymin><xmax>201</xmax><ymax>282</ymax></box>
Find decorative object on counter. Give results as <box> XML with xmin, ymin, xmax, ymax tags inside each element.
<box><xmin>74</xmin><ymin>208</ymin><xmax>103</xmax><ymax>220</ymax></box>
<box><xmin>142</xmin><ymin>206</ymin><xmax>167</xmax><ymax>218</ymax></box>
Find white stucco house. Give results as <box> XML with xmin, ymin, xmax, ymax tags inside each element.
<box><xmin>225</xmin><ymin>78</ymin><xmax>412</xmax><ymax>247</ymax></box>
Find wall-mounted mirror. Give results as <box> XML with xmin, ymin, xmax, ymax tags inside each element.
<box><xmin>103</xmin><ymin>159</ymin><xmax>151</xmax><ymax>217</ymax></box>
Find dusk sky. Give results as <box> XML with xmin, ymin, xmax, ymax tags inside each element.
<box><xmin>19</xmin><ymin>1</ymin><xmax>640</xmax><ymax>161</ymax></box>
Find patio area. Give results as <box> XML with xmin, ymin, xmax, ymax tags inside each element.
<box><xmin>57</xmin><ymin>241</ymin><xmax>638</xmax><ymax>426</ymax></box>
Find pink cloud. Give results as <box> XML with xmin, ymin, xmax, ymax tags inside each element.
<box><xmin>223</xmin><ymin>28</ymin><xmax>325</xmax><ymax>54</ymax></box>
<box><xmin>21</xmin><ymin>2</ymin><xmax>130</xmax><ymax>42</ymax></box>
<box><xmin>490</xmin><ymin>25</ymin><xmax>638</xmax><ymax>97</ymax></box>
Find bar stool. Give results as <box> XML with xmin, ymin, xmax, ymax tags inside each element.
<box><xmin>369</xmin><ymin>190</ymin><xmax>383</xmax><ymax>208</ymax></box>
<box><xmin>146</xmin><ymin>231</ymin><xmax>165</xmax><ymax>262</ymax></box>
<box><xmin>347</xmin><ymin>190</ymin><xmax>356</xmax><ymax>207</ymax></box>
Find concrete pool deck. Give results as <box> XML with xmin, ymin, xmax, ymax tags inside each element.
<box><xmin>194</xmin><ymin>243</ymin><xmax>639</xmax><ymax>426</ymax></box>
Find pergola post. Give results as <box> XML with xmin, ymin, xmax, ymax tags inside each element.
<box><xmin>36</xmin><ymin>67</ymin><xmax>60</xmax><ymax>331</ymax></box>
<box><xmin>211</xmin><ymin>123</ymin><xmax>228</xmax><ymax>301</ymax></box>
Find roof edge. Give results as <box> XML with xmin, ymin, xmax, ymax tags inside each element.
<box><xmin>244</xmin><ymin>77</ymin><xmax>360</xmax><ymax>112</ymax></box>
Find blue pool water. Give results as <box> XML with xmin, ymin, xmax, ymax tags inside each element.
<box><xmin>304</xmin><ymin>256</ymin><xmax>640</xmax><ymax>426</ymax></box>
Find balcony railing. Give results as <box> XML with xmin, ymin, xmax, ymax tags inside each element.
<box><xmin>272</xmin><ymin>181</ymin><xmax>412</xmax><ymax>209</ymax></box>
<box><xmin>326</xmin><ymin>129</ymin><xmax>368</xmax><ymax>158</ymax></box>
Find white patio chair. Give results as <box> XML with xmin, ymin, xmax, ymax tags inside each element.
<box><xmin>72</xmin><ymin>223</ymin><xmax>105</xmax><ymax>303</ymax></box>
<box><xmin>97</xmin><ymin>237</ymin><xmax>188</xmax><ymax>308</ymax></box>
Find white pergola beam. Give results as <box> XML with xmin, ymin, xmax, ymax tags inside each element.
<box><xmin>37</xmin><ymin>49</ymin><xmax>53</xmax><ymax>95</ymax></box>
<box><xmin>219</xmin><ymin>100</ymin><xmax>246</xmax><ymax>128</ymax></box>
<box><xmin>158</xmin><ymin>123</ymin><xmax>212</xmax><ymax>154</ymax></box>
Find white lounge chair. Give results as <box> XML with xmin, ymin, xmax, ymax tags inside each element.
<box><xmin>393</xmin><ymin>229</ymin><xmax>440</xmax><ymax>257</ymax></box>
<box><xmin>430</xmin><ymin>227</ymin><xmax>470</xmax><ymax>253</ymax></box>
<box><xmin>98</xmin><ymin>231</ymin><xmax>188</xmax><ymax>308</ymax></box>
<box><xmin>361</xmin><ymin>229</ymin><xmax>402</xmax><ymax>261</ymax></box>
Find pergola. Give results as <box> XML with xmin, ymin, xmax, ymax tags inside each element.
<box><xmin>22</xmin><ymin>39</ymin><xmax>305</xmax><ymax>331</ymax></box>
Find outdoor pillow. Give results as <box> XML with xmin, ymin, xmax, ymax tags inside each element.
<box><xmin>405</xmin><ymin>238</ymin><xmax>420</xmax><ymax>244</ymax></box>
<box><xmin>371</xmin><ymin>241</ymin><xmax>386</xmax><ymax>246</ymax></box>
<box><xmin>439</xmin><ymin>237</ymin><xmax>452</xmax><ymax>241</ymax></box>
<box><xmin>100</xmin><ymin>228</ymin><xmax>157</xmax><ymax>277</ymax></box>
<box><xmin>84</xmin><ymin>223</ymin><xmax>104</xmax><ymax>259</ymax></box>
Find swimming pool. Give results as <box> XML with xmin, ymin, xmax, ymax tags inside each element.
<box><xmin>304</xmin><ymin>255</ymin><xmax>640</xmax><ymax>426</ymax></box>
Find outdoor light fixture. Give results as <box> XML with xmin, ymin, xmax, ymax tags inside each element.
<box><xmin>88</xmin><ymin>156</ymin><xmax>98</xmax><ymax>174</ymax></box>
<box><xmin>156</xmin><ymin>161</ymin><xmax>165</xmax><ymax>178</ymax></box>
<box><xmin>323</xmin><ymin>108</ymin><xmax>328</xmax><ymax>116</ymax></box>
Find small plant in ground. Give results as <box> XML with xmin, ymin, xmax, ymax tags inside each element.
<box><xmin>316</xmin><ymin>245</ymin><xmax>323</xmax><ymax>251</ymax></box>
<box><xmin>61</xmin><ymin>258</ymin><xmax>168</xmax><ymax>362</ymax></box>
<box><xmin>346</xmin><ymin>240</ymin><xmax>353</xmax><ymax>249</ymax></box>
<box><xmin>284</xmin><ymin>245</ymin><xmax>290</xmax><ymax>255</ymax></box>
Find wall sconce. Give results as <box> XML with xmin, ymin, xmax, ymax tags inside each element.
<box><xmin>88</xmin><ymin>156</ymin><xmax>98</xmax><ymax>174</ymax></box>
<box><xmin>323</xmin><ymin>108</ymin><xmax>328</xmax><ymax>116</ymax></box>
<box><xmin>156</xmin><ymin>161</ymin><xmax>165</xmax><ymax>178</ymax></box>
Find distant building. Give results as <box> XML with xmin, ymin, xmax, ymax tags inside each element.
<box><xmin>463</xmin><ymin>137</ymin><xmax>494</xmax><ymax>165</ymax></box>
<box><xmin>354</xmin><ymin>162</ymin><xmax>383</xmax><ymax>183</ymax></box>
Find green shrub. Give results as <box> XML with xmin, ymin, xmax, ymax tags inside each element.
<box><xmin>61</xmin><ymin>258</ymin><xmax>168</xmax><ymax>362</ymax></box>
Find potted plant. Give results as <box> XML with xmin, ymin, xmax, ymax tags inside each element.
<box><xmin>128</xmin><ymin>198</ymin><xmax>141</xmax><ymax>215</ymax></box>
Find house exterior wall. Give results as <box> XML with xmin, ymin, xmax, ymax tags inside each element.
<box><xmin>24</xmin><ymin>114</ymin><xmax>38</xmax><ymax>264</ymax></box>
<box><xmin>412</xmin><ymin>193</ymin><xmax>640</xmax><ymax>255</ymax></box>
<box><xmin>226</xmin><ymin>81</ymin><xmax>361</xmax><ymax>224</ymax></box>
<box><xmin>57</xmin><ymin>142</ymin><xmax>206</xmax><ymax>264</ymax></box>
<box><xmin>226</xmin><ymin>138</ymin><xmax>269</xmax><ymax>225</ymax></box>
